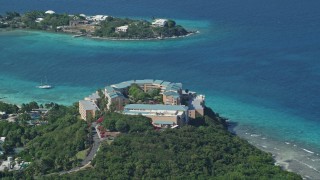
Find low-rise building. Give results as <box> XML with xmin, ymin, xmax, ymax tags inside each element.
<box><xmin>79</xmin><ymin>100</ymin><xmax>100</xmax><ymax>121</ymax></box>
<box><xmin>115</xmin><ymin>25</ymin><xmax>128</xmax><ymax>33</ymax></box>
<box><xmin>152</xmin><ymin>19</ymin><xmax>168</xmax><ymax>27</ymax></box>
<box><xmin>35</xmin><ymin>18</ymin><xmax>44</xmax><ymax>23</ymax></box>
<box><xmin>45</xmin><ymin>10</ymin><xmax>55</xmax><ymax>15</ymax></box>
<box><xmin>69</xmin><ymin>20</ymin><xmax>89</xmax><ymax>27</ymax></box>
<box><xmin>91</xmin><ymin>15</ymin><xmax>108</xmax><ymax>22</ymax></box>
<box><xmin>124</xmin><ymin>104</ymin><xmax>188</xmax><ymax>127</ymax></box>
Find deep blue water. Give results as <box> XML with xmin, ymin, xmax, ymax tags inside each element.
<box><xmin>1</xmin><ymin>0</ymin><xmax>320</xmax><ymax>176</ymax></box>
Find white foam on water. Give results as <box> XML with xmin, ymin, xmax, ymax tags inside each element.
<box><xmin>294</xmin><ymin>159</ymin><xmax>320</xmax><ymax>173</ymax></box>
<box><xmin>251</xmin><ymin>134</ymin><xmax>260</xmax><ymax>137</ymax></box>
<box><xmin>302</xmin><ymin>148</ymin><xmax>315</xmax><ymax>154</ymax></box>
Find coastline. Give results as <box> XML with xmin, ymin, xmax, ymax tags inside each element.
<box><xmin>229</xmin><ymin>122</ymin><xmax>320</xmax><ymax>180</ymax></box>
<box><xmin>88</xmin><ymin>31</ymin><xmax>199</xmax><ymax>41</ymax></box>
<box><xmin>0</xmin><ymin>27</ymin><xmax>199</xmax><ymax>41</ymax></box>
<box><xmin>1</xmin><ymin>97</ymin><xmax>313</xmax><ymax>179</ymax></box>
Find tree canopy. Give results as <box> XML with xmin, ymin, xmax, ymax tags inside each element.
<box><xmin>58</xmin><ymin>107</ymin><xmax>301</xmax><ymax>179</ymax></box>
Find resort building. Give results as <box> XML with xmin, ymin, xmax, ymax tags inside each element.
<box><xmin>124</xmin><ymin>104</ymin><xmax>188</xmax><ymax>127</ymax></box>
<box><xmin>79</xmin><ymin>79</ymin><xmax>206</xmax><ymax>127</ymax></box>
<box><xmin>105</xmin><ymin>86</ymin><xmax>129</xmax><ymax>111</ymax></box>
<box><xmin>163</xmin><ymin>91</ymin><xmax>180</xmax><ymax>105</ymax></box>
<box><xmin>84</xmin><ymin>92</ymin><xmax>100</xmax><ymax>104</ymax></box>
<box><xmin>152</xmin><ymin>19</ymin><xmax>168</xmax><ymax>27</ymax></box>
<box><xmin>115</xmin><ymin>25</ymin><xmax>129</xmax><ymax>33</ymax></box>
<box><xmin>111</xmin><ymin>79</ymin><xmax>182</xmax><ymax>95</ymax></box>
<box><xmin>79</xmin><ymin>100</ymin><xmax>100</xmax><ymax>121</ymax></box>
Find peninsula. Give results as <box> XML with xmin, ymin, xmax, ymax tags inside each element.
<box><xmin>0</xmin><ymin>11</ymin><xmax>195</xmax><ymax>40</ymax></box>
<box><xmin>0</xmin><ymin>80</ymin><xmax>301</xmax><ymax>179</ymax></box>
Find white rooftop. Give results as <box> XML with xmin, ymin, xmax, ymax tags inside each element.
<box><xmin>0</xmin><ymin>137</ymin><xmax>5</xmax><ymax>142</ymax></box>
<box><xmin>45</xmin><ymin>10</ymin><xmax>55</xmax><ymax>14</ymax></box>
<box><xmin>79</xmin><ymin>100</ymin><xmax>99</xmax><ymax>111</ymax></box>
<box><xmin>116</xmin><ymin>25</ymin><xmax>128</xmax><ymax>29</ymax></box>
<box><xmin>152</xmin><ymin>19</ymin><xmax>168</xmax><ymax>26</ymax></box>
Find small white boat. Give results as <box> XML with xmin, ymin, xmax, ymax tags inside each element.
<box><xmin>38</xmin><ymin>84</ymin><xmax>52</xmax><ymax>89</ymax></box>
<box><xmin>37</xmin><ymin>77</ymin><xmax>53</xmax><ymax>89</ymax></box>
<box><xmin>72</xmin><ymin>34</ymin><xmax>85</xmax><ymax>38</ymax></box>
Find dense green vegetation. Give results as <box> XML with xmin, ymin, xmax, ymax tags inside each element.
<box><xmin>0</xmin><ymin>11</ymin><xmax>71</xmax><ymax>30</ymax></box>
<box><xmin>0</xmin><ymin>103</ymin><xmax>89</xmax><ymax>178</ymax></box>
<box><xmin>96</xmin><ymin>89</ymin><xmax>108</xmax><ymax>112</ymax></box>
<box><xmin>128</xmin><ymin>84</ymin><xmax>162</xmax><ymax>103</ymax></box>
<box><xmin>21</xmin><ymin>11</ymin><xmax>71</xmax><ymax>30</ymax></box>
<box><xmin>101</xmin><ymin>112</ymin><xmax>153</xmax><ymax>133</ymax></box>
<box><xmin>57</xmin><ymin>107</ymin><xmax>300</xmax><ymax>180</ymax></box>
<box><xmin>1</xmin><ymin>11</ymin><xmax>190</xmax><ymax>39</ymax></box>
<box><xmin>0</xmin><ymin>101</ymin><xmax>19</xmax><ymax>114</ymax></box>
<box><xmin>94</xmin><ymin>17</ymin><xmax>189</xmax><ymax>39</ymax></box>
<box><xmin>0</xmin><ymin>100</ymin><xmax>301</xmax><ymax>179</ymax></box>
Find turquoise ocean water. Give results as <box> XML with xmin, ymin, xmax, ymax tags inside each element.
<box><xmin>1</xmin><ymin>0</ymin><xmax>320</xmax><ymax>178</ymax></box>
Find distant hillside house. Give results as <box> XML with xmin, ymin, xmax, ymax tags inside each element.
<box><xmin>91</xmin><ymin>15</ymin><xmax>108</xmax><ymax>22</ymax></box>
<box><xmin>0</xmin><ymin>137</ymin><xmax>6</xmax><ymax>155</ymax></box>
<box><xmin>45</xmin><ymin>10</ymin><xmax>55</xmax><ymax>15</ymax></box>
<box><xmin>152</xmin><ymin>19</ymin><xmax>168</xmax><ymax>27</ymax></box>
<box><xmin>69</xmin><ymin>20</ymin><xmax>89</xmax><ymax>27</ymax></box>
<box><xmin>79</xmin><ymin>14</ymin><xmax>86</xmax><ymax>18</ymax></box>
<box><xmin>35</xmin><ymin>18</ymin><xmax>44</xmax><ymax>23</ymax></box>
<box><xmin>115</xmin><ymin>25</ymin><xmax>128</xmax><ymax>33</ymax></box>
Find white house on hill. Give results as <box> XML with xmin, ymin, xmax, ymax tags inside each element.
<box><xmin>152</xmin><ymin>19</ymin><xmax>168</xmax><ymax>27</ymax></box>
<box><xmin>115</xmin><ymin>25</ymin><xmax>128</xmax><ymax>33</ymax></box>
<box><xmin>45</xmin><ymin>10</ymin><xmax>55</xmax><ymax>14</ymax></box>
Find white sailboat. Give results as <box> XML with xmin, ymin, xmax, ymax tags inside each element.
<box><xmin>37</xmin><ymin>77</ymin><xmax>52</xmax><ymax>89</ymax></box>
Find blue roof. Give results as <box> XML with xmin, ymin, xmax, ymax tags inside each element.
<box><xmin>161</xmin><ymin>81</ymin><xmax>171</xmax><ymax>86</ymax></box>
<box><xmin>87</xmin><ymin>92</ymin><xmax>100</xmax><ymax>99</ymax></box>
<box><xmin>112</xmin><ymin>81</ymin><xmax>132</xmax><ymax>89</ymax></box>
<box><xmin>153</xmin><ymin>80</ymin><xmax>164</xmax><ymax>85</ymax></box>
<box><xmin>135</xmin><ymin>79</ymin><xmax>154</xmax><ymax>84</ymax></box>
<box><xmin>105</xmin><ymin>86</ymin><xmax>125</xmax><ymax>98</ymax></box>
<box><xmin>79</xmin><ymin>100</ymin><xmax>99</xmax><ymax>110</ymax></box>
<box><xmin>153</xmin><ymin>120</ymin><xmax>174</xmax><ymax>125</ymax></box>
<box><xmin>124</xmin><ymin>104</ymin><xmax>187</xmax><ymax>111</ymax></box>
<box><xmin>105</xmin><ymin>86</ymin><xmax>116</xmax><ymax>92</ymax></box>
<box><xmin>166</xmin><ymin>83</ymin><xmax>182</xmax><ymax>91</ymax></box>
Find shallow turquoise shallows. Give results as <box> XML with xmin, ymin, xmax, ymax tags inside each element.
<box><xmin>1</xmin><ymin>0</ymin><xmax>320</xmax><ymax>177</ymax></box>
